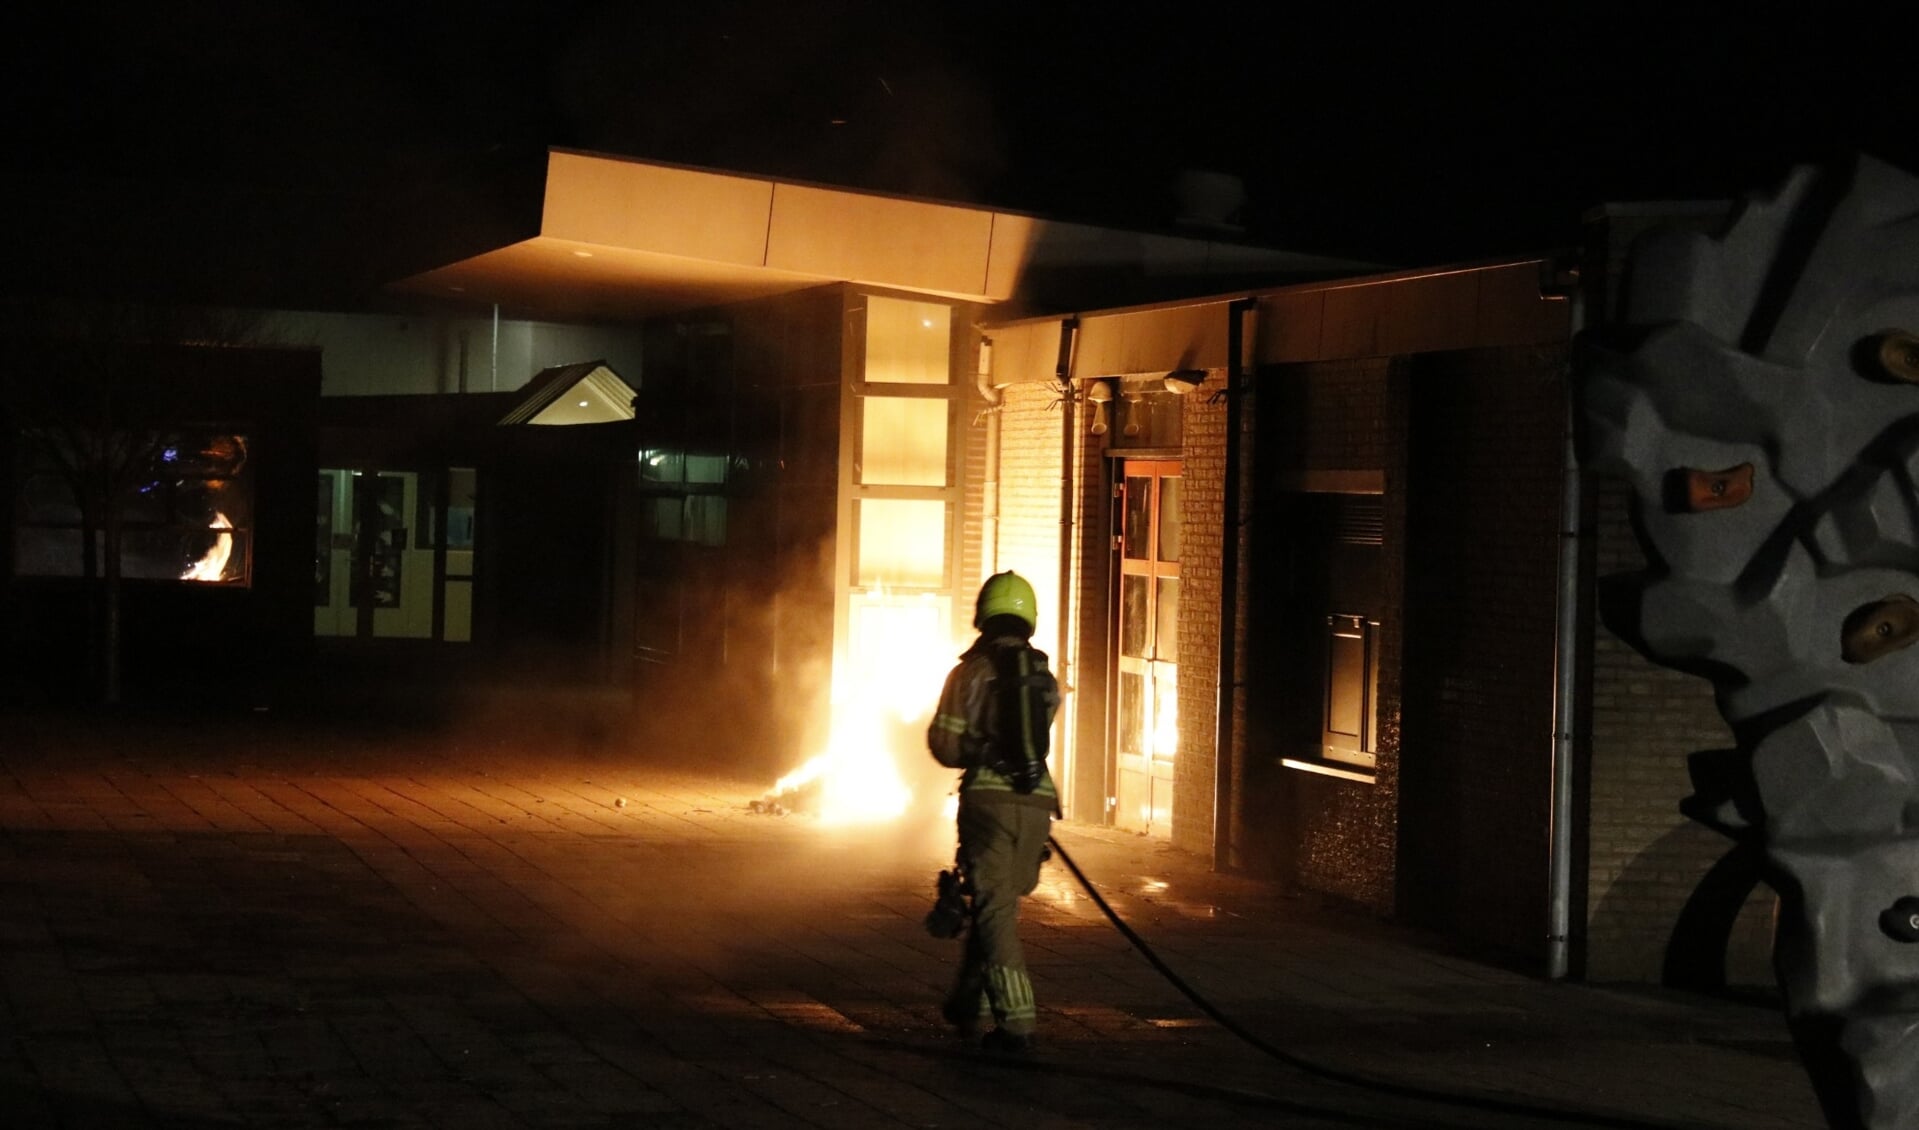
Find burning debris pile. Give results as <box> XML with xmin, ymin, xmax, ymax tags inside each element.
<box><xmin>750</xmin><ymin>719</ymin><xmax>913</xmax><ymax>822</ymax></box>
<box><xmin>753</xmin><ymin>593</ymin><xmax>957</xmax><ymax>823</ymax></box>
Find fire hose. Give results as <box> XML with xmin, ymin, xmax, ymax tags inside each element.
<box><xmin>1042</xmin><ymin>835</ymin><xmax>1692</xmax><ymax>1130</ymax></box>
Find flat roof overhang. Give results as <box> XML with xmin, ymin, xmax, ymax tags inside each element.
<box><xmin>388</xmin><ymin>150</ymin><xmax>1371</xmax><ymax>323</ymax></box>
<box><xmin>388</xmin><ymin>150</ymin><xmax>1050</xmax><ymax>321</ymax></box>
<box><xmin>983</xmin><ymin>259</ymin><xmax>1576</xmax><ymax>385</ymax></box>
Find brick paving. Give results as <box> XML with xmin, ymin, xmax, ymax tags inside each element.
<box><xmin>0</xmin><ymin>695</ymin><xmax>1825</xmax><ymax>1129</ymax></box>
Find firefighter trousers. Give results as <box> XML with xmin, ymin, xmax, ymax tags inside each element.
<box><xmin>946</xmin><ymin>797</ymin><xmax>1051</xmax><ymax>1035</ymax></box>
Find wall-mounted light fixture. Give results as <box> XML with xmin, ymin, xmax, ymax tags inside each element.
<box><xmin>1163</xmin><ymin>369</ymin><xmax>1206</xmax><ymax>394</ymax></box>
<box><xmin>1085</xmin><ymin>380</ymin><xmax>1113</xmax><ymax>435</ymax></box>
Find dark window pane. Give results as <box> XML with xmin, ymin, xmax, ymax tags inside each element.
<box><xmin>446</xmin><ymin>468</ymin><xmax>477</xmax><ymax>549</ymax></box>
<box><xmin>645</xmin><ymin>497</ymin><xmax>683</xmax><ymax>541</ymax></box>
<box><xmin>686</xmin><ymin>495</ymin><xmax>727</xmax><ymax>546</ymax></box>
<box><xmin>20</xmin><ymin>471</ymin><xmax>81</xmax><ymax>524</ymax></box>
<box><xmin>13</xmin><ymin>527</ymin><xmax>84</xmax><ymax>575</ymax></box>
<box><xmin>1123</xmin><ymin>477</ymin><xmax>1150</xmax><ymax>560</ymax></box>
<box><xmin>1326</xmin><ymin>628</ymin><xmax>1365</xmax><ymax>738</ymax></box>
<box><xmin>1118</xmin><ymin>671</ymin><xmax>1146</xmax><ymax>755</ymax></box>
<box><xmin>641</xmin><ymin>449</ymin><xmax>685</xmax><ymax>483</ymax></box>
<box><xmin>1121</xmin><ymin>575</ymin><xmax>1149</xmax><ymax>658</ymax></box>
<box><xmin>1158</xmin><ymin>477</ymin><xmax>1183</xmax><ymax>563</ymax></box>
<box><xmin>1156</xmin><ymin>577</ymin><xmax>1179</xmax><ymax>662</ymax></box>
<box><xmin>1111</xmin><ymin>390</ymin><xmax>1184</xmax><ymax>449</ymax></box>
<box><xmin>159</xmin><ymin>434</ymin><xmax>248</xmax><ymax>477</ymax></box>
<box><xmin>124</xmin><ymin>478</ymin><xmax>170</xmax><ymax>524</ymax></box>
<box><xmin>315</xmin><ymin>475</ymin><xmax>334</xmax><ymax>605</ymax></box>
<box><xmin>174</xmin><ymin>478</ymin><xmax>251</xmax><ymax>528</ymax></box>
<box><xmin>686</xmin><ymin>454</ymin><xmax>728</xmax><ymax>484</ymax></box>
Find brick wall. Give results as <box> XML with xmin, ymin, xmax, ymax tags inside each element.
<box><xmin>994</xmin><ymin>379</ymin><xmax>1109</xmax><ymax>820</ymax></box>
<box><xmin>1585</xmin><ymin>475</ymin><xmax>1776</xmax><ymax>984</ymax></box>
<box><xmin>1264</xmin><ymin>361</ymin><xmax>1393</xmax><ymax>471</ymax></box>
<box><xmin>1174</xmin><ymin>370</ymin><xmax>1228</xmax><ymax>856</ymax></box>
<box><xmin>1065</xmin><ymin>395</ymin><xmax>1109</xmax><ymax>824</ymax></box>
<box><xmin>994</xmin><ymin>383</ymin><xmax>1065</xmax><ymax>662</ymax></box>
<box><xmin>1396</xmin><ymin>345</ymin><xmax>1566</xmax><ymax>962</ymax></box>
<box><xmin>1245</xmin><ymin>358</ymin><xmax>1401</xmax><ymax>912</ymax></box>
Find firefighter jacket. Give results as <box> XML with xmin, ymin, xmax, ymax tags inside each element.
<box><xmin>928</xmin><ymin>633</ymin><xmax>1061</xmax><ymax>809</ymax></box>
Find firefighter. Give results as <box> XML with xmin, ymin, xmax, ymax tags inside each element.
<box><xmin>927</xmin><ymin>570</ymin><xmax>1061</xmax><ymax>1053</ymax></box>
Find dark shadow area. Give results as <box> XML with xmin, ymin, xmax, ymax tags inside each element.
<box><xmin>1663</xmin><ymin>840</ymin><xmax>1774</xmax><ymax>999</ymax></box>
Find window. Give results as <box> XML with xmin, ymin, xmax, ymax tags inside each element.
<box><xmin>1108</xmin><ymin>386</ymin><xmax>1184</xmax><ymax>449</ymax></box>
<box><xmin>858</xmin><ymin>397</ymin><xmax>947</xmax><ymax>486</ymax></box>
<box><xmin>417</xmin><ymin>467</ymin><xmax>478</xmax><ymax>550</ymax></box>
<box><xmin>864</xmin><ymin>297</ymin><xmax>951</xmax><ymax>385</ymax></box>
<box><xmin>637</xmin><ymin>449</ymin><xmax>728</xmax><ymax>546</ymax></box>
<box><xmin>855</xmin><ymin>498</ymin><xmax>947</xmax><ymax>588</ymax></box>
<box><xmin>14</xmin><ymin>431</ymin><xmax>253</xmax><ymax>585</ymax></box>
<box><xmin>1322</xmin><ymin>613</ymin><xmax>1379</xmax><ymax>770</ymax></box>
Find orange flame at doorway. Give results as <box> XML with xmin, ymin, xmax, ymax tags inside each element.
<box><xmin>764</xmin><ymin>590</ymin><xmax>957</xmax><ymax>825</ymax></box>
<box><xmin>181</xmin><ymin>512</ymin><xmax>234</xmax><ymax>582</ymax></box>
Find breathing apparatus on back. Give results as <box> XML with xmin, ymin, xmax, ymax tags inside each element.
<box><xmin>975</xmin><ymin>572</ymin><xmax>1051</xmax><ymax>794</ymax></box>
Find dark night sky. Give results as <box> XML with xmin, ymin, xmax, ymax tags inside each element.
<box><xmin>6</xmin><ymin>2</ymin><xmax>1914</xmax><ymax>302</ymax></box>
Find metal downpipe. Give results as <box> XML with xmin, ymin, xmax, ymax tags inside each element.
<box><xmin>1055</xmin><ymin>320</ymin><xmax>1079</xmax><ymax>813</ymax></box>
<box><xmin>1214</xmin><ymin>299</ymin><xmax>1256</xmax><ymax>872</ymax></box>
<box><xmin>976</xmin><ymin>335</ymin><xmax>1001</xmax><ymax>572</ymax></box>
<box><xmin>1547</xmin><ymin>284</ymin><xmax>1587</xmax><ymax>980</ymax></box>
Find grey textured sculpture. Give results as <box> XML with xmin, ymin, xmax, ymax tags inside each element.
<box><xmin>1579</xmin><ymin>155</ymin><xmax>1919</xmax><ymax>1130</ymax></box>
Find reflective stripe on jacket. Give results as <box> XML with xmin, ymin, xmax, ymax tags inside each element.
<box><xmin>928</xmin><ymin>634</ymin><xmax>1061</xmax><ymax>807</ymax></box>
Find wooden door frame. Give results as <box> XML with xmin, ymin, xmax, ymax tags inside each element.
<box><xmin>1110</xmin><ymin>457</ymin><xmax>1182</xmax><ymax>834</ymax></box>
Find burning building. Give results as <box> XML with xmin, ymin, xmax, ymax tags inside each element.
<box><xmin>0</xmin><ymin>146</ymin><xmax>1780</xmax><ymax>998</ymax></box>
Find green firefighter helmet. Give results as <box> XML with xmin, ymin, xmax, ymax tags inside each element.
<box><xmin>974</xmin><ymin>571</ymin><xmax>1038</xmax><ymax>631</ymax></box>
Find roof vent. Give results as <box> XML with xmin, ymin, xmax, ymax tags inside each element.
<box><xmin>1174</xmin><ymin>169</ymin><xmax>1247</xmax><ymax>234</ymax></box>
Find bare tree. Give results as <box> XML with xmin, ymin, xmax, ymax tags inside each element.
<box><xmin>1</xmin><ymin>300</ymin><xmax>263</xmax><ymax>705</ymax></box>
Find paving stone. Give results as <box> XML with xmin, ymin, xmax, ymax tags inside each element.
<box><xmin>0</xmin><ymin>704</ymin><xmax>1826</xmax><ymax>1129</ymax></box>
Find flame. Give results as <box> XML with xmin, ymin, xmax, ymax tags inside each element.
<box><xmin>770</xmin><ymin>714</ymin><xmax>913</xmax><ymax>825</ymax></box>
<box><xmin>764</xmin><ymin>589</ymin><xmax>957</xmax><ymax>825</ymax></box>
<box><xmin>1153</xmin><ymin>677</ymin><xmax>1179</xmax><ymax>757</ymax></box>
<box><xmin>181</xmin><ymin>512</ymin><xmax>234</xmax><ymax>582</ymax></box>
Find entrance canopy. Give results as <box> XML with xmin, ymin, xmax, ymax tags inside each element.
<box><xmin>388</xmin><ymin>149</ymin><xmax>1366</xmax><ymax>322</ymax></box>
<box><xmin>498</xmin><ymin>361</ymin><xmax>637</xmax><ymax>426</ymax></box>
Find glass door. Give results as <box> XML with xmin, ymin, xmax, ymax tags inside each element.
<box><xmin>1114</xmin><ymin>459</ymin><xmax>1181</xmax><ymax>837</ymax></box>
<box><xmin>315</xmin><ymin>469</ymin><xmax>447</xmax><ymax>640</ymax></box>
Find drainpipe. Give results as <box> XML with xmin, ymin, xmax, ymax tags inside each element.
<box><xmin>1547</xmin><ymin>276</ymin><xmax>1588</xmax><ymax>981</ymax></box>
<box><xmin>976</xmin><ymin>335</ymin><xmax>1001</xmax><ymax>571</ymax></box>
<box><xmin>490</xmin><ymin>303</ymin><xmax>501</xmax><ymax>392</ymax></box>
<box><xmin>1055</xmin><ymin>319</ymin><xmax>1080</xmax><ymax>813</ymax></box>
<box><xmin>1214</xmin><ymin>298</ymin><xmax>1256</xmax><ymax>872</ymax></box>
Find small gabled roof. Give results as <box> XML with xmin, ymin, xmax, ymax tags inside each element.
<box><xmin>498</xmin><ymin>361</ymin><xmax>637</xmax><ymax>426</ymax></box>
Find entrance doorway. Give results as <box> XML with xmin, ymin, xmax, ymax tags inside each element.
<box><xmin>315</xmin><ymin>468</ymin><xmax>475</xmax><ymax>642</ymax></box>
<box><xmin>1113</xmin><ymin>459</ymin><xmax>1182</xmax><ymax>836</ymax></box>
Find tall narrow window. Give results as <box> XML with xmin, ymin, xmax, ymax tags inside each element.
<box><xmin>855</xmin><ymin>499</ymin><xmax>947</xmax><ymax>589</ymax></box>
<box><xmin>864</xmin><ymin>298</ymin><xmax>951</xmax><ymax>385</ymax></box>
<box><xmin>859</xmin><ymin>397</ymin><xmax>947</xmax><ymax>486</ymax></box>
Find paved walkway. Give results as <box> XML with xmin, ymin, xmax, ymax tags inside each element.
<box><xmin>0</xmin><ymin>698</ymin><xmax>1826</xmax><ymax>1129</ymax></box>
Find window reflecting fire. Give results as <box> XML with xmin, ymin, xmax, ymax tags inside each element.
<box><xmin>180</xmin><ymin>512</ymin><xmax>234</xmax><ymax>582</ymax></box>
